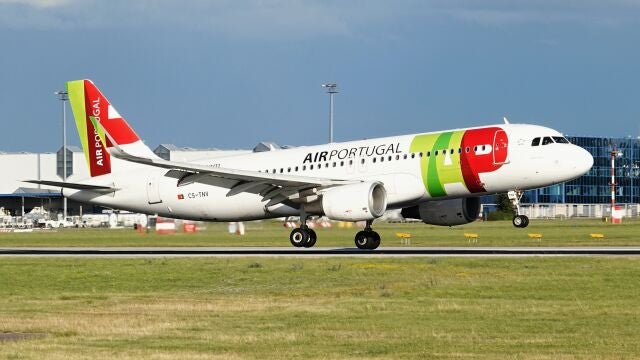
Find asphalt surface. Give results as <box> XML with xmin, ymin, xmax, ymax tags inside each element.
<box><xmin>1</xmin><ymin>247</ymin><xmax>640</xmax><ymax>257</ymax></box>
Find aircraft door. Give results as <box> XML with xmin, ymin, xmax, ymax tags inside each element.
<box><xmin>493</xmin><ymin>130</ymin><xmax>509</xmax><ymax>165</ymax></box>
<box><xmin>146</xmin><ymin>175</ymin><xmax>163</xmax><ymax>204</ymax></box>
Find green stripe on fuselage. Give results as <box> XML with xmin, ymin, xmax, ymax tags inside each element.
<box><xmin>410</xmin><ymin>130</ymin><xmax>467</xmax><ymax>197</ymax></box>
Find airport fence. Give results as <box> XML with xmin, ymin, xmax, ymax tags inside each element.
<box><xmin>518</xmin><ymin>203</ymin><xmax>640</xmax><ymax>219</ymax></box>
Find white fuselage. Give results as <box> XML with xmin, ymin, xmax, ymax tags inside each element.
<box><xmin>63</xmin><ymin>123</ymin><xmax>593</xmax><ymax>221</ymax></box>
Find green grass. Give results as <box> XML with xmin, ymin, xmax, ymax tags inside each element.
<box><xmin>1</xmin><ymin>257</ymin><xmax>639</xmax><ymax>359</ymax></box>
<box><xmin>0</xmin><ymin>218</ymin><xmax>639</xmax><ymax>247</ymax></box>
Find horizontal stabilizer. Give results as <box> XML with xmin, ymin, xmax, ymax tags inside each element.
<box><xmin>24</xmin><ymin>180</ymin><xmax>116</xmax><ymax>192</ymax></box>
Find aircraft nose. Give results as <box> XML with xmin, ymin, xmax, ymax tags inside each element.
<box><xmin>571</xmin><ymin>145</ymin><xmax>593</xmax><ymax>177</ymax></box>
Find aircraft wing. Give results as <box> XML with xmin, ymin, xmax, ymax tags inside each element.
<box><xmin>110</xmin><ymin>148</ymin><xmax>360</xmax><ymax>206</ymax></box>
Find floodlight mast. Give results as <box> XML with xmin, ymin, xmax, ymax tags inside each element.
<box><xmin>322</xmin><ymin>83</ymin><xmax>338</xmax><ymax>143</ymax></box>
<box><xmin>55</xmin><ymin>90</ymin><xmax>69</xmax><ymax>221</ymax></box>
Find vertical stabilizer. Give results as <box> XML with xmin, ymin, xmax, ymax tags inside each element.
<box><xmin>67</xmin><ymin>79</ymin><xmax>158</xmax><ymax>177</ymax></box>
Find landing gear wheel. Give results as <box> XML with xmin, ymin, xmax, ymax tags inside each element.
<box><xmin>290</xmin><ymin>228</ymin><xmax>309</xmax><ymax>247</ymax></box>
<box><xmin>355</xmin><ymin>231</ymin><xmax>369</xmax><ymax>249</ymax></box>
<box><xmin>512</xmin><ymin>215</ymin><xmax>529</xmax><ymax>228</ymax></box>
<box><xmin>303</xmin><ymin>229</ymin><xmax>317</xmax><ymax>248</ymax></box>
<box><xmin>354</xmin><ymin>230</ymin><xmax>381</xmax><ymax>250</ymax></box>
<box><xmin>370</xmin><ymin>231</ymin><xmax>381</xmax><ymax>249</ymax></box>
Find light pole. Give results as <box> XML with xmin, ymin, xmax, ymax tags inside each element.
<box><xmin>55</xmin><ymin>90</ymin><xmax>69</xmax><ymax>221</ymax></box>
<box><xmin>322</xmin><ymin>83</ymin><xmax>338</xmax><ymax>143</ymax></box>
<box><xmin>610</xmin><ymin>147</ymin><xmax>623</xmax><ymax>221</ymax></box>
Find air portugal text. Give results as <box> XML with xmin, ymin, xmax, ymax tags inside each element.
<box><xmin>303</xmin><ymin>143</ymin><xmax>402</xmax><ymax>163</ymax></box>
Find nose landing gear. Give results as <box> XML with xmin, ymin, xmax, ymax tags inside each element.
<box><xmin>508</xmin><ymin>190</ymin><xmax>529</xmax><ymax>228</ymax></box>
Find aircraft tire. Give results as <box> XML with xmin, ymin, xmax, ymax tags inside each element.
<box><xmin>512</xmin><ymin>215</ymin><xmax>529</xmax><ymax>228</ymax></box>
<box><xmin>354</xmin><ymin>231</ymin><xmax>369</xmax><ymax>249</ymax></box>
<box><xmin>370</xmin><ymin>231</ymin><xmax>381</xmax><ymax>250</ymax></box>
<box><xmin>290</xmin><ymin>228</ymin><xmax>309</xmax><ymax>247</ymax></box>
<box><xmin>303</xmin><ymin>229</ymin><xmax>317</xmax><ymax>248</ymax></box>
<box><xmin>355</xmin><ymin>230</ymin><xmax>380</xmax><ymax>250</ymax></box>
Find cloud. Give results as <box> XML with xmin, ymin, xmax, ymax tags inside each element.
<box><xmin>433</xmin><ymin>0</ymin><xmax>640</xmax><ymax>27</ymax></box>
<box><xmin>0</xmin><ymin>0</ymin><xmax>72</xmax><ymax>8</ymax></box>
<box><xmin>0</xmin><ymin>0</ymin><xmax>638</xmax><ymax>36</ymax></box>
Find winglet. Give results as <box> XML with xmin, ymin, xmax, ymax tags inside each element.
<box><xmin>503</xmin><ymin>116</ymin><xmax>510</xmax><ymax>124</ymax></box>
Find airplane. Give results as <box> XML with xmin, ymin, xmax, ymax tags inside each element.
<box><xmin>28</xmin><ymin>79</ymin><xmax>593</xmax><ymax>249</ymax></box>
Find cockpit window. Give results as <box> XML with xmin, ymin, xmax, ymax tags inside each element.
<box><xmin>531</xmin><ymin>137</ymin><xmax>540</xmax><ymax>146</ymax></box>
<box><xmin>542</xmin><ymin>137</ymin><xmax>554</xmax><ymax>145</ymax></box>
<box><xmin>553</xmin><ymin>136</ymin><xmax>570</xmax><ymax>144</ymax></box>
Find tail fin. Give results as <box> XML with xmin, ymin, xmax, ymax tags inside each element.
<box><xmin>67</xmin><ymin>79</ymin><xmax>158</xmax><ymax>177</ymax></box>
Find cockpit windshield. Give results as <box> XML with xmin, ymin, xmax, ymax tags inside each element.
<box><xmin>542</xmin><ymin>137</ymin><xmax>554</xmax><ymax>145</ymax></box>
<box><xmin>532</xmin><ymin>136</ymin><xmax>571</xmax><ymax>146</ymax></box>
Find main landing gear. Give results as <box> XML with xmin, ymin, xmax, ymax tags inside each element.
<box><xmin>289</xmin><ymin>210</ymin><xmax>317</xmax><ymax>248</ymax></box>
<box><xmin>508</xmin><ymin>190</ymin><xmax>529</xmax><ymax>228</ymax></box>
<box><xmin>288</xmin><ymin>213</ymin><xmax>381</xmax><ymax>250</ymax></box>
<box><xmin>354</xmin><ymin>220</ymin><xmax>381</xmax><ymax>250</ymax></box>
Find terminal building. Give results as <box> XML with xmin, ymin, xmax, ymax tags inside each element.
<box><xmin>1</xmin><ymin>136</ymin><xmax>639</xmax><ymax>218</ymax></box>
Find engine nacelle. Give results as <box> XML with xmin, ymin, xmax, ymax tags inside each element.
<box><xmin>401</xmin><ymin>197</ymin><xmax>480</xmax><ymax>226</ymax></box>
<box><xmin>320</xmin><ymin>182</ymin><xmax>388</xmax><ymax>221</ymax></box>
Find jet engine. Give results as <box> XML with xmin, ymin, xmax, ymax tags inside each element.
<box><xmin>401</xmin><ymin>197</ymin><xmax>481</xmax><ymax>226</ymax></box>
<box><xmin>318</xmin><ymin>182</ymin><xmax>388</xmax><ymax>221</ymax></box>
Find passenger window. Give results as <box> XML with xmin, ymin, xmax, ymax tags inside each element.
<box><xmin>332</xmin><ymin>162</ymin><xmax>336</xmax><ymax>167</ymax></box>
<box><xmin>403</xmin><ymin>154</ymin><xmax>407</xmax><ymax>160</ymax></box>
<box><xmin>361</xmin><ymin>159</ymin><xmax>365</xmax><ymax>164</ymax></box>
<box><xmin>419</xmin><ymin>152</ymin><xmax>423</xmax><ymax>157</ymax></box>
<box><xmin>542</xmin><ymin>137</ymin><xmax>554</xmax><ymax>145</ymax></box>
<box><xmin>458</xmin><ymin>148</ymin><xmax>462</xmax><ymax>154</ymax></box>
<box><xmin>396</xmin><ymin>155</ymin><xmax>400</xmax><ymax>160</ymax></box>
<box><xmin>388</xmin><ymin>156</ymin><xmax>392</xmax><ymax>161</ymax></box>
<box><xmin>426</xmin><ymin>151</ymin><xmax>430</xmax><ymax>157</ymax></box>
<box><xmin>373</xmin><ymin>158</ymin><xmax>377</xmax><ymax>163</ymax></box>
<box><xmin>465</xmin><ymin>147</ymin><xmax>470</xmax><ymax>153</ymax></box>
<box><xmin>531</xmin><ymin>137</ymin><xmax>540</xmax><ymax>146</ymax></box>
<box><xmin>435</xmin><ymin>150</ymin><xmax>438</xmax><ymax>156</ymax></box>
<box><xmin>411</xmin><ymin>153</ymin><xmax>415</xmax><ymax>159</ymax></box>
<box><xmin>295</xmin><ymin>166</ymin><xmax>298</xmax><ymax>171</ymax></box>
<box><xmin>380</xmin><ymin>157</ymin><xmax>384</xmax><ymax>162</ymax></box>
<box><xmin>302</xmin><ymin>165</ymin><xmax>306</xmax><ymax>171</ymax></box>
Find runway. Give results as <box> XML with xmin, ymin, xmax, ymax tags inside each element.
<box><xmin>1</xmin><ymin>247</ymin><xmax>640</xmax><ymax>257</ymax></box>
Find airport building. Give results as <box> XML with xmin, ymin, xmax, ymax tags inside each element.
<box><xmin>1</xmin><ymin>136</ymin><xmax>639</xmax><ymax>218</ymax></box>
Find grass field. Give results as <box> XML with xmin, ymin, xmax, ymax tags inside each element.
<box><xmin>0</xmin><ymin>218</ymin><xmax>639</xmax><ymax>248</ymax></box>
<box><xmin>1</xmin><ymin>219</ymin><xmax>638</xmax><ymax>358</ymax></box>
<box><xmin>1</xmin><ymin>256</ymin><xmax>639</xmax><ymax>359</ymax></box>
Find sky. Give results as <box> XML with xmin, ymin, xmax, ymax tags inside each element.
<box><xmin>0</xmin><ymin>0</ymin><xmax>639</xmax><ymax>152</ymax></box>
